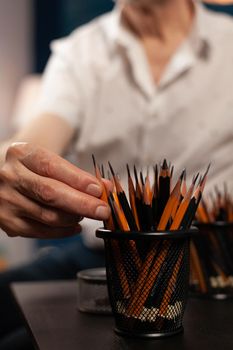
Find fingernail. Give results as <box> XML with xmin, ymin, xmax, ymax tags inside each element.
<box><xmin>86</xmin><ymin>184</ymin><xmax>102</xmax><ymax>197</ymax></box>
<box><xmin>95</xmin><ymin>206</ymin><xmax>111</xmax><ymax>220</ymax></box>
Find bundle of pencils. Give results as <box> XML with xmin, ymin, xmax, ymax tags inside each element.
<box><xmin>190</xmin><ymin>185</ymin><xmax>233</xmax><ymax>297</ymax></box>
<box><xmin>93</xmin><ymin>157</ymin><xmax>209</xmax><ymax>331</ymax></box>
<box><xmin>93</xmin><ymin>157</ymin><xmax>209</xmax><ymax>233</ymax></box>
<box><xmin>196</xmin><ymin>184</ymin><xmax>233</xmax><ymax>223</ymax></box>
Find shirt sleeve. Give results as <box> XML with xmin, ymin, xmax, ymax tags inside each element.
<box><xmin>14</xmin><ymin>37</ymin><xmax>84</xmax><ymax>130</ymax></box>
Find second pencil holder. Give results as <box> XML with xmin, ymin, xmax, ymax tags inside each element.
<box><xmin>190</xmin><ymin>222</ymin><xmax>233</xmax><ymax>299</ymax></box>
<box><xmin>96</xmin><ymin>228</ymin><xmax>195</xmax><ymax>338</ymax></box>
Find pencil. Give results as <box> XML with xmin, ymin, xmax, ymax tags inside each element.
<box><xmin>109</xmin><ymin>162</ymin><xmax>138</xmax><ymax>231</ymax></box>
<box><xmin>157</xmin><ymin>159</ymin><xmax>171</xmax><ymax>221</ymax></box>
<box><xmin>92</xmin><ymin>155</ymin><xmax>115</xmax><ymax>231</ymax></box>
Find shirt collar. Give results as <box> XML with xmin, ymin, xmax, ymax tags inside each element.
<box><xmin>188</xmin><ymin>1</ymin><xmax>211</xmax><ymax>58</ymax></box>
<box><xmin>160</xmin><ymin>2</ymin><xmax>212</xmax><ymax>89</ymax></box>
<box><xmin>101</xmin><ymin>1</ymin><xmax>212</xmax><ymax>97</ymax></box>
<box><xmin>103</xmin><ymin>1</ymin><xmax>211</xmax><ymax>53</ymax></box>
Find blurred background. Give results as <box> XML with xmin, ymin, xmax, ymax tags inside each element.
<box><xmin>0</xmin><ymin>0</ymin><xmax>232</xmax><ymax>269</ymax></box>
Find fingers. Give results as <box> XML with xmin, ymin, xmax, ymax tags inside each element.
<box><xmin>7</xmin><ymin>143</ymin><xmax>103</xmax><ymax>198</ymax></box>
<box><xmin>0</xmin><ymin>142</ymin><xmax>111</xmax><ymax>239</ymax></box>
<box><xmin>0</xmin><ymin>216</ymin><xmax>81</xmax><ymax>239</ymax></box>
<box><xmin>9</xmin><ymin>164</ymin><xmax>110</xmax><ymax>220</ymax></box>
<box><xmin>0</xmin><ymin>186</ymin><xmax>83</xmax><ymax>238</ymax></box>
<box><xmin>3</xmin><ymin>143</ymin><xmax>111</xmax><ymax>220</ymax></box>
<box><xmin>0</xmin><ymin>187</ymin><xmax>82</xmax><ymax>227</ymax></box>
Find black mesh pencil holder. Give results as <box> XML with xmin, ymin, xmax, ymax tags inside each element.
<box><xmin>96</xmin><ymin>228</ymin><xmax>196</xmax><ymax>338</ymax></box>
<box><xmin>190</xmin><ymin>222</ymin><xmax>233</xmax><ymax>300</ymax></box>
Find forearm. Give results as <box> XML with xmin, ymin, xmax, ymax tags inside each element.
<box><xmin>0</xmin><ymin>113</ymin><xmax>75</xmax><ymax>168</ymax></box>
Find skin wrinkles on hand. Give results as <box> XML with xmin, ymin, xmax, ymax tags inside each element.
<box><xmin>0</xmin><ymin>143</ymin><xmax>112</xmax><ymax>238</ymax></box>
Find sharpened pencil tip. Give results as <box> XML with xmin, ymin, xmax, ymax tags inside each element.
<box><xmin>140</xmin><ymin>170</ymin><xmax>145</xmax><ymax>186</ymax></box>
<box><xmin>154</xmin><ymin>164</ymin><xmax>158</xmax><ymax>178</ymax></box>
<box><xmin>108</xmin><ymin>161</ymin><xmax>115</xmax><ymax>177</ymax></box>
<box><xmin>101</xmin><ymin>164</ymin><xmax>105</xmax><ymax>178</ymax></box>
<box><xmin>183</xmin><ymin>169</ymin><xmax>186</xmax><ymax>180</ymax></box>
<box><xmin>170</xmin><ymin>165</ymin><xmax>174</xmax><ymax>178</ymax></box>
<box><xmin>193</xmin><ymin>173</ymin><xmax>199</xmax><ymax>185</ymax></box>
<box><xmin>180</xmin><ymin>169</ymin><xmax>186</xmax><ymax>181</ymax></box>
<box><xmin>134</xmin><ymin>165</ymin><xmax>139</xmax><ymax>184</ymax></box>
<box><xmin>92</xmin><ymin>154</ymin><xmax>96</xmax><ymax>168</ymax></box>
<box><xmin>200</xmin><ymin>164</ymin><xmax>211</xmax><ymax>186</ymax></box>
<box><xmin>126</xmin><ymin>164</ymin><xmax>131</xmax><ymax>178</ymax></box>
<box><xmin>162</xmin><ymin>159</ymin><xmax>168</xmax><ymax>169</ymax></box>
<box><xmin>205</xmin><ymin>163</ymin><xmax>211</xmax><ymax>177</ymax></box>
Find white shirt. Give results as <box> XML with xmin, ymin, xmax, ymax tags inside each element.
<box><xmin>16</xmin><ymin>2</ymin><xmax>233</xmax><ymax>247</ymax></box>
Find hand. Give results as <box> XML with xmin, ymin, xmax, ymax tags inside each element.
<box><xmin>0</xmin><ymin>143</ymin><xmax>111</xmax><ymax>238</ymax></box>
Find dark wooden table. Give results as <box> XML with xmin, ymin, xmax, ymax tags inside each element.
<box><xmin>11</xmin><ymin>281</ymin><xmax>233</xmax><ymax>350</ymax></box>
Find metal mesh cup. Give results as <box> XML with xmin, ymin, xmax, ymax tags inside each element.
<box><xmin>190</xmin><ymin>222</ymin><xmax>233</xmax><ymax>300</ymax></box>
<box><xmin>96</xmin><ymin>228</ymin><xmax>196</xmax><ymax>338</ymax></box>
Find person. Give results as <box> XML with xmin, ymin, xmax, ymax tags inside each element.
<box><xmin>0</xmin><ymin>0</ymin><xmax>232</xmax><ymax>348</ymax></box>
